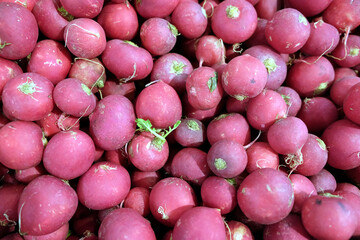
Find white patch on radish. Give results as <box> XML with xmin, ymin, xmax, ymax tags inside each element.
<box><xmin>189</xmin><ymin>86</ymin><xmax>197</xmax><ymax>96</ymax></box>
<box><xmin>157</xmin><ymin>206</ymin><xmax>169</xmax><ymax>220</ymax></box>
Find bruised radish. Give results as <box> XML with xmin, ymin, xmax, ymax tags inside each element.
<box><xmin>2</xmin><ymin>72</ymin><xmax>54</xmax><ymax>121</ymax></box>
<box><xmin>0</xmin><ymin>2</ymin><xmax>38</xmax><ymax>60</ymax></box>
<box><xmin>172</xmin><ymin>207</ymin><xmax>227</xmax><ymax>240</ymax></box>
<box><xmin>173</xmin><ymin>118</ymin><xmax>206</xmax><ymax>147</ymax></box>
<box><xmin>89</xmin><ymin>95</ymin><xmax>136</xmax><ymax>151</ymax></box>
<box><xmin>0</xmin><ymin>57</ymin><xmax>22</xmax><ymax>98</ymax></box>
<box><xmin>221</xmin><ymin>55</ymin><xmax>267</xmax><ymax>101</ymax></box>
<box><xmin>0</xmin><ymin>121</ymin><xmax>45</xmax><ymax>170</ymax></box>
<box><xmin>101</xmin><ymin>39</ymin><xmax>153</xmax><ymax>81</ymax></box>
<box><xmin>0</xmin><ymin>184</ymin><xmax>25</xmax><ymax>227</ymax></box>
<box><xmin>60</xmin><ymin>0</ymin><xmax>103</xmax><ymax>18</ymax></box>
<box><xmin>211</xmin><ymin>0</ymin><xmax>258</xmax><ymax>44</ymax></box>
<box><xmin>27</xmin><ymin>39</ymin><xmax>72</xmax><ymax>85</ymax></box>
<box><xmin>265</xmin><ymin>8</ymin><xmax>310</xmax><ymax>54</ymax></box>
<box><xmin>135</xmin><ymin>0</ymin><xmax>179</xmax><ymax>18</ymax></box>
<box><xmin>18</xmin><ymin>175</ymin><xmax>78</xmax><ymax>236</ymax></box>
<box><xmin>64</xmin><ymin>18</ymin><xmax>106</xmax><ymax>59</ymax></box>
<box><xmin>77</xmin><ymin>161</ymin><xmax>131</xmax><ymax>210</ymax></box>
<box><xmin>246</xmin><ymin>142</ymin><xmax>279</xmax><ymax>173</ymax></box>
<box><xmin>195</xmin><ymin>35</ymin><xmax>225</xmax><ymax>67</ymax></box>
<box><xmin>330</xmin><ymin>76</ymin><xmax>360</xmax><ymax>106</ymax></box>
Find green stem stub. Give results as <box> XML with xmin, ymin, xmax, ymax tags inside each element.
<box><xmin>186</xmin><ymin>120</ymin><xmax>200</xmax><ymax>131</ymax></box>
<box><xmin>226</xmin><ymin>5</ymin><xmax>240</xmax><ymax>19</ymax></box>
<box><xmin>168</xmin><ymin>23</ymin><xmax>180</xmax><ymax>37</ymax></box>
<box><xmin>263</xmin><ymin>57</ymin><xmax>278</xmax><ymax>74</ymax></box>
<box><xmin>57</xmin><ymin>6</ymin><xmax>74</xmax><ymax>21</ymax></box>
<box><xmin>214</xmin><ymin>158</ymin><xmax>227</xmax><ymax>170</ymax></box>
<box><xmin>207</xmin><ymin>72</ymin><xmax>218</xmax><ymax>93</ymax></box>
<box><xmin>81</xmin><ymin>83</ymin><xmax>92</xmax><ymax>96</ymax></box>
<box><xmin>349</xmin><ymin>47</ymin><xmax>360</xmax><ymax>57</ymax></box>
<box><xmin>314</xmin><ymin>82</ymin><xmax>328</xmax><ymax>95</ymax></box>
<box><xmin>124</xmin><ymin>40</ymin><xmax>139</xmax><ymax>48</ymax></box>
<box><xmin>0</xmin><ymin>41</ymin><xmax>11</xmax><ymax>49</ymax></box>
<box><xmin>170</xmin><ymin>61</ymin><xmax>186</xmax><ymax>75</ymax></box>
<box><xmin>17</xmin><ymin>77</ymin><xmax>40</xmax><ymax>96</ymax></box>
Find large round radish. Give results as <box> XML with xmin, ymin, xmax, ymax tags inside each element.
<box><xmin>98</xmin><ymin>208</ymin><xmax>156</xmax><ymax>240</ymax></box>
<box><xmin>0</xmin><ymin>57</ymin><xmax>23</xmax><ymax>98</ymax></box>
<box><xmin>172</xmin><ymin>206</ymin><xmax>227</xmax><ymax>240</ymax></box>
<box><xmin>0</xmin><ymin>3</ymin><xmax>38</xmax><ymax>60</ymax></box>
<box><xmin>2</xmin><ymin>72</ymin><xmax>54</xmax><ymax>121</ymax></box>
<box><xmin>43</xmin><ymin>130</ymin><xmax>95</xmax><ymax>180</ymax></box>
<box><xmin>0</xmin><ymin>121</ymin><xmax>45</xmax><ymax>170</ymax></box>
<box><xmin>211</xmin><ymin>0</ymin><xmax>258</xmax><ymax>44</ymax></box>
<box><xmin>265</xmin><ymin>8</ymin><xmax>310</xmax><ymax>54</ymax></box>
<box><xmin>60</xmin><ymin>0</ymin><xmax>103</xmax><ymax>18</ymax></box>
<box><xmin>237</xmin><ymin>168</ymin><xmax>294</xmax><ymax>225</ymax></box>
<box><xmin>77</xmin><ymin>161</ymin><xmax>131</xmax><ymax>210</ymax></box>
<box><xmin>221</xmin><ymin>55</ymin><xmax>268</xmax><ymax>101</ymax></box>
<box><xmin>89</xmin><ymin>95</ymin><xmax>136</xmax><ymax>151</ymax></box>
<box><xmin>135</xmin><ymin>0</ymin><xmax>179</xmax><ymax>18</ymax></box>
<box><xmin>18</xmin><ymin>175</ymin><xmax>78</xmax><ymax>236</ymax></box>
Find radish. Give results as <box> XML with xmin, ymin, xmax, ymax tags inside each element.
<box><xmin>244</xmin><ymin>18</ymin><xmax>268</xmax><ymax>48</ymax></box>
<box><xmin>0</xmin><ymin>57</ymin><xmax>23</xmax><ymax>98</ymax></box>
<box><xmin>226</xmin><ymin>220</ymin><xmax>254</xmax><ymax>240</ymax></box>
<box><xmin>59</xmin><ymin>0</ymin><xmax>103</xmax><ymax>18</ymax></box>
<box><xmin>18</xmin><ymin>175</ymin><xmax>78</xmax><ymax>236</ymax></box>
<box><xmin>0</xmin><ymin>0</ymin><xmax>36</xmax><ymax>10</ymax></box>
<box><xmin>0</xmin><ymin>2</ymin><xmax>38</xmax><ymax>60</ymax></box>
<box><xmin>104</xmin><ymin>148</ymin><xmax>130</xmax><ymax>167</ymax></box>
<box><xmin>15</xmin><ymin>164</ymin><xmax>46</xmax><ymax>183</ymax></box>
<box><xmin>97</xmin><ymin>3</ymin><xmax>138</xmax><ymax>40</ymax></box>
<box><xmin>102</xmin><ymin>80</ymin><xmax>136</xmax><ymax>100</ymax></box>
<box><xmin>173</xmin><ymin>118</ymin><xmax>206</xmax><ymax>147</ymax></box>
<box><xmin>0</xmin><ymin>233</ymin><xmax>23</xmax><ymax>240</ymax></box>
<box><xmin>170</xmin><ymin>147</ymin><xmax>210</xmax><ymax>185</ymax></box>
<box><xmin>289</xmin><ymin>174</ymin><xmax>317</xmax><ymax>213</ymax></box>
<box><xmin>149</xmin><ymin>177</ymin><xmax>197</xmax><ymax>227</ymax></box>
<box><xmin>123</xmin><ymin>187</ymin><xmax>150</xmax><ymax>217</ymax></box>
<box><xmin>171</xmin><ymin>1</ymin><xmax>207</xmax><ymax>39</ymax></box>
<box><xmin>140</xmin><ymin>18</ymin><xmax>178</xmax><ymax>56</ymax></box>
<box><xmin>334</xmin><ymin>67</ymin><xmax>358</xmax><ymax>81</ymax></box>
<box><xmin>246</xmin><ymin>142</ymin><xmax>279</xmax><ymax>173</ymax></box>
<box><xmin>0</xmin><ymin>121</ymin><xmax>45</xmax><ymax>170</ymax></box>
<box><xmin>131</xmin><ymin>170</ymin><xmax>161</xmax><ymax>189</ymax></box>
<box><xmin>0</xmin><ymin>184</ymin><xmax>25</xmax><ymax>227</ymax></box>
<box><xmin>23</xmin><ymin>222</ymin><xmax>69</xmax><ymax>240</ymax></box>
<box><xmin>172</xmin><ymin>206</ymin><xmax>227</xmax><ymax>240</ymax></box>
<box><xmin>27</xmin><ymin>40</ymin><xmax>72</xmax><ymax>85</ymax></box>
<box><xmin>211</xmin><ymin>0</ymin><xmax>258</xmax><ymax>44</ymax></box>
<box><xmin>331</xmin><ymin>34</ymin><xmax>360</xmax><ymax>68</ymax></box>
<box><xmin>98</xmin><ymin>208</ymin><xmax>156</xmax><ymax>240</ymax></box>
<box><xmin>135</xmin><ymin>0</ymin><xmax>179</xmax><ymax>18</ymax></box>
<box><xmin>265</xmin><ymin>8</ymin><xmax>310</xmax><ymax>54</ymax></box>
<box><xmin>330</xmin><ymin>76</ymin><xmax>360</xmax><ymax>106</ymax></box>
<box><xmin>225</xmin><ymin>96</ymin><xmax>249</xmax><ymax>114</ymax></box>
<box><xmin>89</xmin><ymin>95</ymin><xmax>136</xmax><ymax>151</ymax></box>
<box><xmin>287</xmin><ymin>0</ymin><xmax>333</xmax><ymax>17</ymax></box>
<box><xmin>309</xmin><ymin>169</ymin><xmax>337</xmax><ymax>193</ymax></box>
<box><xmin>255</xmin><ymin>0</ymin><xmax>281</xmax><ymax>20</ymax></box>
<box><xmin>275</xmin><ymin>86</ymin><xmax>302</xmax><ymax>117</ymax></box>
<box><xmin>43</xmin><ymin>130</ymin><xmax>95</xmax><ymax>180</ymax></box>
<box><xmin>238</xmin><ymin>168</ymin><xmax>294</xmax><ymax>225</ymax></box>
<box><xmin>77</xmin><ymin>161</ymin><xmax>131</xmax><ymax>210</ymax></box>
<box><xmin>336</xmin><ymin>183</ymin><xmax>360</xmax><ymax>196</ymax></box>
<box><xmin>195</xmin><ymin>35</ymin><xmax>225</xmax><ymax>67</ymax></box>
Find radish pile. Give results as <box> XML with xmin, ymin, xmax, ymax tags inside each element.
<box><xmin>2</xmin><ymin>0</ymin><xmax>360</xmax><ymax>239</ymax></box>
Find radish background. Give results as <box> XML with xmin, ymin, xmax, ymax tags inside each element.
<box><xmin>1</xmin><ymin>0</ymin><xmax>360</xmax><ymax>239</ymax></box>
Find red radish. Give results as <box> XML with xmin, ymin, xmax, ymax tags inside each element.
<box><xmin>289</xmin><ymin>174</ymin><xmax>317</xmax><ymax>213</ymax></box>
<box><xmin>136</xmin><ymin>81</ymin><xmax>182</xmax><ymax>129</ymax></box>
<box><xmin>201</xmin><ymin>176</ymin><xmax>237</xmax><ymax>214</ymax></box>
<box><xmin>243</xmin><ymin>45</ymin><xmax>287</xmax><ymax>90</ymax></box>
<box><xmin>0</xmin><ymin>233</ymin><xmax>23</xmax><ymax>240</ymax></box>
<box><xmin>104</xmin><ymin>148</ymin><xmax>130</xmax><ymax>167</ymax></box>
<box><xmin>2</xmin><ymin>72</ymin><xmax>54</xmax><ymax>121</ymax></box>
<box><xmin>27</xmin><ymin>40</ymin><xmax>72</xmax><ymax>85</ymax></box>
<box><xmin>97</xmin><ymin>3</ymin><xmax>138</xmax><ymax>40</ymax></box>
<box><xmin>0</xmin><ymin>184</ymin><xmax>25</xmax><ymax>227</ymax></box>
<box><xmin>0</xmin><ymin>0</ymin><xmax>36</xmax><ymax>10</ymax></box>
<box><xmin>238</xmin><ymin>168</ymin><xmax>294</xmax><ymax>224</ymax></box>
<box><xmin>255</xmin><ymin>0</ymin><xmax>281</xmax><ymax>20</ymax></box>
<box><xmin>36</xmin><ymin>107</ymin><xmax>80</xmax><ymax>137</ymax></box>
<box><xmin>321</xmin><ymin>119</ymin><xmax>360</xmax><ymax>170</ymax></box>
<box><xmin>186</xmin><ymin>66</ymin><xmax>223</xmax><ymax>110</ymax></box>
<box><xmin>245</xmin><ymin>18</ymin><xmax>268</xmax><ymax>48</ymax></box>
<box><xmin>77</xmin><ymin>161</ymin><xmax>131</xmax><ymax>210</ymax></box>
<box><xmin>301</xmin><ymin>193</ymin><xmax>357</xmax><ymax>240</ymax></box>
<box><xmin>124</xmin><ymin>187</ymin><xmax>150</xmax><ymax>217</ymax></box>
<box><xmin>195</xmin><ymin>35</ymin><xmax>225</xmax><ymax>67</ymax></box>
<box><xmin>265</xmin><ymin>8</ymin><xmax>310</xmax><ymax>54</ymax></box>
<box><xmin>263</xmin><ymin>214</ymin><xmax>312</xmax><ymax>240</ymax></box>
<box><xmin>64</xmin><ymin>18</ymin><xmax>106</xmax><ymax>59</ymax></box>
<box><xmin>43</xmin><ymin>130</ymin><xmax>95</xmax><ymax>180</ymax></box>
<box><xmin>246</xmin><ymin>142</ymin><xmax>279</xmax><ymax>173</ymax></box>
<box><xmin>0</xmin><ymin>121</ymin><xmax>45</xmax><ymax>170</ymax></box>
<box><xmin>289</xmin><ymin>134</ymin><xmax>328</xmax><ymax>176</ymax></box>
<box><xmin>336</xmin><ymin>190</ymin><xmax>360</xmax><ymax>236</ymax></box>
<box><xmin>200</xmin><ymin>0</ymin><xmax>220</xmax><ymax>17</ymax></box>
<box><xmin>150</xmin><ymin>53</ymin><xmax>193</xmax><ymax>94</ymax></box>
<box><xmin>287</xmin><ymin>0</ymin><xmax>333</xmax><ymax>17</ymax></box>
<box><xmin>309</xmin><ymin>168</ymin><xmax>337</xmax><ymax>193</ymax></box>
<box><xmin>286</xmin><ymin>56</ymin><xmax>335</xmax><ymax>97</ymax></box>
<box><xmin>297</xmin><ymin>97</ymin><xmax>338</xmax><ymax>134</ymax></box>
<box><xmin>53</xmin><ymin>78</ymin><xmax>97</xmax><ymax>117</ymax></box>
<box><xmin>18</xmin><ymin>175</ymin><xmax>78</xmax><ymax>236</ymax></box>
<box><xmin>301</xmin><ymin>19</ymin><xmax>340</xmax><ymax>56</ymax></box>
<box><xmin>32</xmin><ymin>0</ymin><xmax>70</xmax><ymax>41</ymax></box>
<box><xmin>170</xmin><ymin>147</ymin><xmax>210</xmax><ymax>185</ymax></box>
<box><xmin>173</xmin><ymin>118</ymin><xmax>206</xmax><ymax>147</ymax></box>
<box><xmin>330</xmin><ymin>76</ymin><xmax>360</xmax><ymax>106</ymax></box>
<box><xmin>211</xmin><ymin>0</ymin><xmax>258</xmax><ymax>44</ymax></box>
<box><xmin>337</xmin><ymin>183</ymin><xmax>360</xmax><ymax>197</ymax></box>
<box><xmin>98</xmin><ymin>208</ymin><xmax>156</xmax><ymax>240</ymax></box>
<box><xmin>15</xmin><ymin>164</ymin><xmax>46</xmax><ymax>183</ymax></box>
<box><xmin>60</xmin><ymin>0</ymin><xmax>103</xmax><ymax>18</ymax></box>
<box><xmin>89</xmin><ymin>95</ymin><xmax>136</xmax><ymax>151</ymax></box>
<box><xmin>331</xmin><ymin>34</ymin><xmax>360</xmax><ymax>68</ymax></box>
<box><xmin>135</xmin><ymin>0</ymin><xmax>179</xmax><ymax>18</ymax></box>
<box><xmin>68</xmin><ymin>58</ymin><xmax>106</xmax><ymax>93</ymax></box>
<box><xmin>276</xmin><ymin>86</ymin><xmax>302</xmax><ymax>117</ymax></box>
<box><xmin>222</xmin><ymin>54</ymin><xmax>267</xmax><ymax>101</ymax></box>
<box><xmin>172</xmin><ymin>206</ymin><xmax>227</xmax><ymax>240</ymax></box>
<box><xmin>171</xmin><ymin>1</ymin><xmax>208</xmax><ymax>39</ymax></box>
<box><xmin>207</xmin><ymin>113</ymin><xmax>251</xmax><ymax>146</ymax></box>
<box><xmin>101</xmin><ymin>39</ymin><xmax>153</xmax><ymax>81</ymax></box>
<box><xmin>131</xmin><ymin>170</ymin><xmax>161</xmax><ymax>189</ymax></box>
<box><xmin>246</xmin><ymin>89</ymin><xmax>288</xmax><ymax>131</ymax></box>
<box><xmin>23</xmin><ymin>222</ymin><xmax>69</xmax><ymax>240</ymax></box>
<box><xmin>183</xmin><ymin>93</ymin><xmax>224</xmax><ymax>122</ymax></box>
<box><xmin>346</xmin><ymin>166</ymin><xmax>360</xmax><ymax>186</ymax></box>
<box><xmin>225</xmin><ymin>96</ymin><xmax>249</xmax><ymax>114</ymax></box>
<box><xmin>334</xmin><ymin>67</ymin><xmax>357</xmax><ymax>81</ymax></box>
<box><xmin>140</xmin><ymin>18</ymin><xmax>178</xmax><ymax>56</ymax></box>
<box><xmin>267</xmin><ymin>117</ymin><xmax>308</xmax><ymax>155</ymax></box>
<box><xmin>102</xmin><ymin>80</ymin><xmax>136</xmax><ymax>100</ymax></box>
<box><xmin>149</xmin><ymin>177</ymin><xmax>197</xmax><ymax>227</ymax></box>
<box><xmin>0</xmin><ymin>3</ymin><xmax>38</xmax><ymax>60</ymax></box>
<box><xmin>0</xmin><ymin>57</ymin><xmax>23</xmax><ymax>97</ymax></box>
<box><xmin>226</xmin><ymin>221</ymin><xmax>254</xmax><ymax>240</ymax></box>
